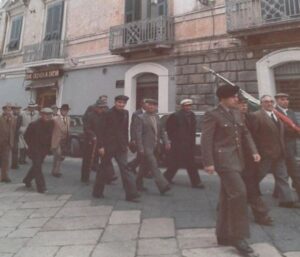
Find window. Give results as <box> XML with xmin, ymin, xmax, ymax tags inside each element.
<box><xmin>7</xmin><ymin>15</ymin><xmax>23</xmax><ymax>52</ymax></box>
<box><xmin>125</xmin><ymin>0</ymin><xmax>167</xmax><ymax>22</ymax></box>
<box><xmin>44</xmin><ymin>1</ymin><xmax>64</xmax><ymax>41</ymax></box>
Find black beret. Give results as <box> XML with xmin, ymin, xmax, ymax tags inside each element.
<box><xmin>115</xmin><ymin>95</ymin><xmax>129</xmax><ymax>102</ymax></box>
<box><xmin>216</xmin><ymin>85</ymin><xmax>240</xmax><ymax>99</ymax></box>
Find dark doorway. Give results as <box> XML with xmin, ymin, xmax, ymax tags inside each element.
<box><xmin>36</xmin><ymin>88</ymin><xmax>57</xmax><ymax>108</ymax></box>
<box><xmin>136</xmin><ymin>73</ymin><xmax>158</xmax><ymax>110</ymax></box>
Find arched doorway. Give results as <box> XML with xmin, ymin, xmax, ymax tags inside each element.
<box><xmin>136</xmin><ymin>73</ymin><xmax>158</xmax><ymax>109</ymax></box>
<box><xmin>125</xmin><ymin>62</ymin><xmax>169</xmax><ymax>115</ymax></box>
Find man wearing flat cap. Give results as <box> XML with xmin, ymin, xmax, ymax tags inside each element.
<box><xmin>93</xmin><ymin>95</ymin><xmax>139</xmax><ymax>202</ymax></box>
<box><xmin>274</xmin><ymin>93</ymin><xmax>300</xmax><ymax>200</ymax></box>
<box><xmin>164</xmin><ymin>99</ymin><xmax>204</xmax><ymax>189</ymax></box>
<box><xmin>51</xmin><ymin>104</ymin><xmax>71</xmax><ymax>177</ymax></box>
<box><xmin>23</xmin><ymin>108</ymin><xmax>54</xmax><ymax>193</ymax></box>
<box><xmin>19</xmin><ymin>101</ymin><xmax>39</xmax><ymax>164</ymax></box>
<box><xmin>0</xmin><ymin>103</ymin><xmax>16</xmax><ymax>182</ymax></box>
<box><xmin>202</xmin><ymin>85</ymin><xmax>261</xmax><ymax>256</ymax></box>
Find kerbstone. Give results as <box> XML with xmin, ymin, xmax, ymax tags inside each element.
<box><xmin>109</xmin><ymin>210</ymin><xmax>141</xmax><ymax>225</ymax></box>
<box><xmin>56</xmin><ymin>245</ymin><xmax>94</xmax><ymax>257</ymax></box>
<box><xmin>14</xmin><ymin>246</ymin><xmax>58</xmax><ymax>257</ymax></box>
<box><xmin>43</xmin><ymin>216</ymin><xmax>108</xmax><ymax>231</ymax></box>
<box><xmin>138</xmin><ymin>239</ymin><xmax>178</xmax><ymax>255</ymax></box>
<box><xmin>28</xmin><ymin>230</ymin><xmax>103</xmax><ymax>246</ymax></box>
<box><xmin>56</xmin><ymin>206</ymin><xmax>112</xmax><ymax>218</ymax></box>
<box><xmin>92</xmin><ymin>241</ymin><xmax>136</xmax><ymax>257</ymax></box>
<box><xmin>101</xmin><ymin>224</ymin><xmax>140</xmax><ymax>242</ymax></box>
<box><xmin>140</xmin><ymin>218</ymin><xmax>175</xmax><ymax>238</ymax></box>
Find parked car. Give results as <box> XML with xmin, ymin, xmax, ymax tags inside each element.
<box><xmin>67</xmin><ymin>115</ymin><xmax>84</xmax><ymax>157</ymax></box>
<box><xmin>158</xmin><ymin>111</ymin><xmax>205</xmax><ymax>168</ymax></box>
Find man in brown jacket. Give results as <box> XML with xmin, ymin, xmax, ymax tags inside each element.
<box><xmin>250</xmin><ymin>95</ymin><xmax>300</xmax><ymax>208</ymax></box>
<box><xmin>0</xmin><ymin>103</ymin><xmax>16</xmax><ymax>182</ymax></box>
<box><xmin>202</xmin><ymin>85</ymin><xmax>260</xmax><ymax>257</ymax></box>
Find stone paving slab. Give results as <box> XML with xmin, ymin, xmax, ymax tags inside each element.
<box><xmin>109</xmin><ymin>210</ymin><xmax>141</xmax><ymax>225</ymax></box>
<box><xmin>284</xmin><ymin>252</ymin><xmax>300</xmax><ymax>257</ymax></box>
<box><xmin>92</xmin><ymin>241</ymin><xmax>136</xmax><ymax>257</ymax></box>
<box><xmin>57</xmin><ymin>194</ymin><xmax>72</xmax><ymax>201</ymax></box>
<box><xmin>43</xmin><ymin>216</ymin><xmax>108</xmax><ymax>231</ymax></box>
<box><xmin>5</xmin><ymin>209</ymin><xmax>35</xmax><ymax>217</ymax></box>
<box><xmin>55</xmin><ymin>206</ymin><xmax>113</xmax><ymax>218</ymax></box>
<box><xmin>8</xmin><ymin>228</ymin><xmax>40</xmax><ymax>238</ymax></box>
<box><xmin>55</xmin><ymin>245</ymin><xmax>94</xmax><ymax>257</ymax></box>
<box><xmin>0</xmin><ymin>215</ymin><xmax>28</xmax><ymax>227</ymax></box>
<box><xmin>138</xmin><ymin>238</ymin><xmax>179</xmax><ymax>256</ymax></box>
<box><xmin>20</xmin><ymin>200</ymin><xmax>67</xmax><ymax>209</ymax></box>
<box><xmin>30</xmin><ymin>208</ymin><xmax>60</xmax><ymax>218</ymax></box>
<box><xmin>64</xmin><ymin>200</ymin><xmax>92</xmax><ymax>208</ymax></box>
<box><xmin>182</xmin><ymin>243</ymin><xmax>283</xmax><ymax>257</ymax></box>
<box><xmin>17</xmin><ymin>194</ymin><xmax>59</xmax><ymax>202</ymax></box>
<box><xmin>20</xmin><ymin>217</ymin><xmax>50</xmax><ymax>228</ymax></box>
<box><xmin>0</xmin><ymin>238</ymin><xmax>28</xmax><ymax>254</ymax></box>
<box><xmin>177</xmin><ymin>228</ymin><xmax>217</xmax><ymax>249</ymax></box>
<box><xmin>101</xmin><ymin>224</ymin><xmax>140</xmax><ymax>242</ymax></box>
<box><xmin>140</xmin><ymin>218</ymin><xmax>176</xmax><ymax>238</ymax></box>
<box><xmin>28</xmin><ymin>230</ymin><xmax>103</xmax><ymax>246</ymax></box>
<box><xmin>14</xmin><ymin>246</ymin><xmax>59</xmax><ymax>257</ymax></box>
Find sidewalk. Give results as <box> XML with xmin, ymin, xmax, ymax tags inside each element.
<box><xmin>0</xmin><ymin>157</ymin><xmax>299</xmax><ymax>257</ymax></box>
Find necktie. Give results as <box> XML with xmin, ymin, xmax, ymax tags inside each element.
<box><xmin>271</xmin><ymin>113</ymin><xmax>279</xmax><ymax>126</ymax></box>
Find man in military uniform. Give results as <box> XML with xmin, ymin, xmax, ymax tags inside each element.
<box><xmin>93</xmin><ymin>95</ymin><xmax>139</xmax><ymax>202</ymax></box>
<box><xmin>23</xmin><ymin>108</ymin><xmax>54</xmax><ymax>193</ymax></box>
<box><xmin>164</xmin><ymin>99</ymin><xmax>204</xmax><ymax>189</ymax></box>
<box><xmin>202</xmin><ymin>85</ymin><xmax>260</xmax><ymax>256</ymax></box>
<box><xmin>0</xmin><ymin>103</ymin><xmax>16</xmax><ymax>182</ymax></box>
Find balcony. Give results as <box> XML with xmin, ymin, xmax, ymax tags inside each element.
<box><xmin>109</xmin><ymin>16</ymin><xmax>174</xmax><ymax>55</ymax></box>
<box><xmin>226</xmin><ymin>0</ymin><xmax>300</xmax><ymax>34</ymax></box>
<box><xmin>23</xmin><ymin>40</ymin><xmax>65</xmax><ymax>67</ymax></box>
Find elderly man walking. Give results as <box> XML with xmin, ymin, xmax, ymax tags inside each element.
<box><xmin>0</xmin><ymin>103</ymin><xmax>16</xmax><ymax>182</ymax></box>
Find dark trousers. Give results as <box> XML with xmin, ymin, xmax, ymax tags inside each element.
<box><xmin>285</xmin><ymin>143</ymin><xmax>300</xmax><ymax>197</ymax></box>
<box><xmin>23</xmin><ymin>153</ymin><xmax>47</xmax><ymax>192</ymax></box>
<box><xmin>11</xmin><ymin>143</ymin><xmax>19</xmax><ymax>169</ymax></box>
<box><xmin>19</xmin><ymin>148</ymin><xmax>27</xmax><ymax>164</ymax></box>
<box><xmin>81</xmin><ymin>139</ymin><xmax>94</xmax><ymax>182</ymax></box>
<box><xmin>217</xmin><ymin>170</ymin><xmax>249</xmax><ymax>241</ymax></box>
<box><xmin>131</xmin><ymin>153</ymin><xmax>147</xmax><ymax>189</ymax></box>
<box><xmin>242</xmin><ymin>160</ymin><xmax>269</xmax><ymax>220</ymax></box>
<box><xmin>93</xmin><ymin>150</ymin><xmax>137</xmax><ymax>198</ymax></box>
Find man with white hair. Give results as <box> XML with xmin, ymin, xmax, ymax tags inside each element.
<box><xmin>164</xmin><ymin>99</ymin><xmax>204</xmax><ymax>189</ymax></box>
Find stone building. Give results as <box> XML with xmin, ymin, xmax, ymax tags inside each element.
<box><xmin>0</xmin><ymin>0</ymin><xmax>300</xmax><ymax>114</ymax></box>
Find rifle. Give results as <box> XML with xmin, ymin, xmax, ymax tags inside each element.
<box><xmin>202</xmin><ymin>65</ymin><xmax>300</xmax><ymax>133</ymax></box>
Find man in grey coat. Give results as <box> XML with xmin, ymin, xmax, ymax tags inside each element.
<box><xmin>135</xmin><ymin>99</ymin><xmax>171</xmax><ymax>194</ymax></box>
<box><xmin>202</xmin><ymin>85</ymin><xmax>260</xmax><ymax>256</ymax></box>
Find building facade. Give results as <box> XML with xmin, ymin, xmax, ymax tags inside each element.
<box><xmin>0</xmin><ymin>0</ymin><xmax>300</xmax><ymax>115</ymax></box>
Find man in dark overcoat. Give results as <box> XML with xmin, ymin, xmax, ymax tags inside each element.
<box><xmin>11</xmin><ymin>104</ymin><xmax>22</xmax><ymax>170</ymax></box>
<box><xmin>202</xmin><ymin>85</ymin><xmax>260</xmax><ymax>256</ymax></box>
<box><xmin>92</xmin><ymin>95</ymin><xmax>139</xmax><ymax>202</ymax></box>
<box><xmin>23</xmin><ymin>108</ymin><xmax>54</xmax><ymax>193</ymax></box>
<box><xmin>164</xmin><ymin>99</ymin><xmax>204</xmax><ymax>189</ymax></box>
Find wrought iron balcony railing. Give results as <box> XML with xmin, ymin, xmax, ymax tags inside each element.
<box><xmin>23</xmin><ymin>40</ymin><xmax>65</xmax><ymax>63</ymax></box>
<box><xmin>109</xmin><ymin>16</ymin><xmax>174</xmax><ymax>53</ymax></box>
<box><xmin>226</xmin><ymin>0</ymin><xmax>300</xmax><ymax>33</ymax></box>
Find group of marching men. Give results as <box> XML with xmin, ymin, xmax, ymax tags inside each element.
<box><xmin>0</xmin><ymin>85</ymin><xmax>299</xmax><ymax>256</ymax></box>
<box><xmin>202</xmin><ymin>85</ymin><xmax>300</xmax><ymax>257</ymax></box>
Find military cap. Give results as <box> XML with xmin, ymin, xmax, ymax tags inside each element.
<box><xmin>95</xmin><ymin>99</ymin><xmax>107</xmax><ymax>108</ymax></box>
<box><xmin>40</xmin><ymin>108</ymin><xmax>53</xmax><ymax>114</ymax></box>
<box><xmin>60</xmin><ymin>104</ymin><xmax>71</xmax><ymax>110</ymax></box>
<box><xmin>28</xmin><ymin>101</ymin><xmax>38</xmax><ymax>108</ymax></box>
<box><xmin>115</xmin><ymin>95</ymin><xmax>129</xmax><ymax>102</ymax></box>
<box><xmin>144</xmin><ymin>99</ymin><xmax>158</xmax><ymax>105</ymax></box>
<box><xmin>274</xmin><ymin>92</ymin><xmax>289</xmax><ymax>99</ymax></box>
<box><xmin>180</xmin><ymin>99</ymin><xmax>193</xmax><ymax>106</ymax></box>
<box><xmin>216</xmin><ymin>85</ymin><xmax>240</xmax><ymax>99</ymax></box>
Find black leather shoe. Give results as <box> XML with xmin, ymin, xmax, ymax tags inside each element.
<box><xmin>1</xmin><ymin>178</ymin><xmax>11</xmax><ymax>183</ymax></box>
<box><xmin>234</xmin><ymin>240</ymin><xmax>254</xmax><ymax>255</ymax></box>
<box><xmin>23</xmin><ymin>179</ymin><xmax>32</xmax><ymax>188</ymax></box>
<box><xmin>192</xmin><ymin>182</ymin><xmax>205</xmax><ymax>189</ymax></box>
<box><xmin>160</xmin><ymin>185</ymin><xmax>171</xmax><ymax>195</ymax></box>
<box><xmin>126</xmin><ymin>192</ymin><xmax>140</xmax><ymax>202</ymax></box>
<box><xmin>52</xmin><ymin>173</ymin><xmax>62</xmax><ymax>178</ymax></box>
<box><xmin>217</xmin><ymin>237</ymin><xmax>232</xmax><ymax>246</ymax></box>
<box><xmin>255</xmin><ymin>216</ymin><xmax>273</xmax><ymax>226</ymax></box>
<box><xmin>279</xmin><ymin>202</ymin><xmax>300</xmax><ymax>209</ymax></box>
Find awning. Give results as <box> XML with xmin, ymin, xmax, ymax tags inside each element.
<box><xmin>25</xmin><ymin>79</ymin><xmax>58</xmax><ymax>91</ymax></box>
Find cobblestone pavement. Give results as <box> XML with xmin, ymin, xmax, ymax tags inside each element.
<box><xmin>0</xmin><ymin>157</ymin><xmax>300</xmax><ymax>257</ymax></box>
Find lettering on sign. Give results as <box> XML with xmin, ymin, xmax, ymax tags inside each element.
<box><xmin>26</xmin><ymin>70</ymin><xmax>63</xmax><ymax>80</ymax></box>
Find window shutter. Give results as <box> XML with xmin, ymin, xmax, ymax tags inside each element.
<box><xmin>44</xmin><ymin>1</ymin><xmax>64</xmax><ymax>41</ymax></box>
<box><xmin>125</xmin><ymin>0</ymin><xmax>141</xmax><ymax>22</ymax></box>
<box><xmin>157</xmin><ymin>0</ymin><xmax>167</xmax><ymax>16</ymax></box>
<box><xmin>44</xmin><ymin>6</ymin><xmax>54</xmax><ymax>41</ymax></box>
<box><xmin>8</xmin><ymin>16</ymin><xmax>23</xmax><ymax>51</ymax></box>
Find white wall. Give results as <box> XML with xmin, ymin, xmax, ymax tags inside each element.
<box><xmin>173</xmin><ymin>0</ymin><xmax>200</xmax><ymax>16</ymax></box>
